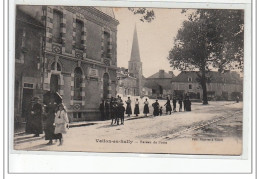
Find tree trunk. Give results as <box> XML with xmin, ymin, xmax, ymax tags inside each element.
<box><xmin>201</xmin><ymin>71</ymin><xmax>208</xmax><ymax>105</ymax></box>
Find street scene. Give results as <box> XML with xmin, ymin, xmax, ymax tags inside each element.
<box><xmin>14</xmin><ymin>101</ymin><xmax>242</xmax><ymax>154</ymax></box>
<box><xmin>14</xmin><ymin>6</ymin><xmax>244</xmax><ymax>155</ymax></box>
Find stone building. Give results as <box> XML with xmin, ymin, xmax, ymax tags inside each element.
<box><xmin>15</xmin><ymin>6</ymin><xmax>119</xmax><ymax>121</ymax></box>
<box><xmin>116</xmin><ymin>68</ymin><xmax>138</xmax><ymax>96</ymax></box>
<box><xmin>15</xmin><ymin>6</ymin><xmax>45</xmax><ymax>120</ymax></box>
<box><xmin>144</xmin><ymin>70</ymin><xmax>175</xmax><ymax>99</ymax></box>
<box><xmin>171</xmin><ymin>71</ymin><xmax>243</xmax><ymax>100</ymax></box>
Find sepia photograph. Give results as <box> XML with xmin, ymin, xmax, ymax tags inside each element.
<box><xmin>13</xmin><ymin>5</ymin><xmax>244</xmax><ymax>155</ymax></box>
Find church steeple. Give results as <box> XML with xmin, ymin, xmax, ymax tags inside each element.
<box><xmin>130</xmin><ymin>24</ymin><xmax>141</xmax><ymax>62</ymax></box>
<box><xmin>128</xmin><ymin>25</ymin><xmax>143</xmax><ymax>96</ymax></box>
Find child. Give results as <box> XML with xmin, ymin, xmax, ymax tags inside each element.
<box><xmin>159</xmin><ymin>106</ymin><xmax>163</xmax><ymax>116</ymax></box>
<box><xmin>54</xmin><ymin>103</ymin><xmax>69</xmax><ymax>146</ymax></box>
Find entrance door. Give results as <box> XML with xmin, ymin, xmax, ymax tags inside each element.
<box><xmin>21</xmin><ymin>88</ymin><xmax>33</xmax><ymax>117</ymax></box>
<box><xmin>50</xmin><ymin>74</ymin><xmax>59</xmax><ymax>93</ymax></box>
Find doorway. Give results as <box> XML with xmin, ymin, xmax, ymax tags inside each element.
<box><xmin>21</xmin><ymin>88</ymin><xmax>33</xmax><ymax>117</ymax></box>
<box><xmin>50</xmin><ymin>74</ymin><xmax>59</xmax><ymax>93</ymax></box>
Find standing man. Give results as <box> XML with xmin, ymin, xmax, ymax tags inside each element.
<box><xmin>31</xmin><ymin>97</ymin><xmax>43</xmax><ymax>137</ymax></box>
<box><xmin>186</xmin><ymin>97</ymin><xmax>192</xmax><ymax>111</ymax></box>
<box><xmin>183</xmin><ymin>96</ymin><xmax>187</xmax><ymax>111</ymax></box>
<box><xmin>99</xmin><ymin>99</ymin><xmax>105</xmax><ymax>121</ymax></box>
<box><xmin>105</xmin><ymin>99</ymin><xmax>110</xmax><ymax>120</ymax></box>
<box><xmin>178</xmin><ymin>98</ymin><xmax>183</xmax><ymax>112</ymax></box>
<box><xmin>164</xmin><ymin>97</ymin><xmax>172</xmax><ymax>115</ymax></box>
<box><xmin>172</xmin><ymin>96</ymin><xmax>177</xmax><ymax>112</ymax></box>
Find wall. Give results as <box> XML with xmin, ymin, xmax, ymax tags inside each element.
<box><xmin>43</xmin><ymin>6</ymin><xmax>118</xmax><ymax>121</ymax></box>
<box><xmin>172</xmin><ymin>82</ymin><xmax>243</xmax><ymax>100</ymax></box>
<box><xmin>15</xmin><ymin>8</ymin><xmax>44</xmax><ymax>118</ymax></box>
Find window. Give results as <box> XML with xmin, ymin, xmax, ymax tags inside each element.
<box><xmin>53</xmin><ymin>10</ymin><xmax>62</xmax><ymax>43</ymax></box>
<box><xmin>188</xmin><ymin>77</ymin><xmax>192</xmax><ymax>82</ymax></box>
<box><xmin>24</xmin><ymin>83</ymin><xmax>34</xmax><ymax>89</ymax></box>
<box><xmin>51</xmin><ymin>62</ymin><xmax>61</xmax><ymax>71</ymax></box>
<box><xmin>74</xmin><ymin>67</ymin><xmax>83</xmax><ymax>100</ymax></box>
<box><xmin>15</xmin><ymin>29</ymin><xmax>24</xmax><ymax>59</ymax></box>
<box><xmin>75</xmin><ymin>19</ymin><xmax>83</xmax><ymax>49</ymax></box>
<box><xmin>73</xmin><ymin>112</ymin><xmax>82</xmax><ymax>119</ymax></box>
<box><xmin>103</xmin><ymin>31</ymin><xmax>110</xmax><ymax>58</ymax></box>
<box><xmin>189</xmin><ymin>84</ymin><xmax>192</xmax><ymax>89</ymax></box>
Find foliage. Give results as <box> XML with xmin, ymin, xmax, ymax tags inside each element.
<box><xmin>128</xmin><ymin>8</ymin><xmax>155</xmax><ymax>22</ymax></box>
<box><xmin>168</xmin><ymin>9</ymin><xmax>244</xmax><ymax>104</ymax></box>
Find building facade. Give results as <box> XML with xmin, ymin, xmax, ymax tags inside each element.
<box><xmin>144</xmin><ymin>70</ymin><xmax>174</xmax><ymax>99</ymax></box>
<box><xmin>15</xmin><ymin>7</ymin><xmax>45</xmax><ymax>120</ymax></box>
<box><xmin>116</xmin><ymin>68</ymin><xmax>138</xmax><ymax>96</ymax></box>
<box><xmin>15</xmin><ymin>6</ymin><xmax>119</xmax><ymax>122</ymax></box>
<box><xmin>171</xmin><ymin>71</ymin><xmax>243</xmax><ymax>100</ymax></box>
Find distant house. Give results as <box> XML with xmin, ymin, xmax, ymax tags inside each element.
<box><xmin>171</xmin><ymin>71</ymin><xmax>243</xmax><ymax>100</ymax></box>
<box><xmin>116</xmin><ymin>68</ymin><xmax>139</xmax><ymax>96</ymax></box>
<box><xmin>144</xmin><ymin>70</ymin><xmax>175</xmax><ymax>99</ymax></box>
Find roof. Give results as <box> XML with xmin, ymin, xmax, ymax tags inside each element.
<box><xmin>172</xmin><ymin>71</ymin><xmax>243</xmax><ymax>84</ymax></box>
<box><xmin>144</xmin><ymin>79</ymin><xmax>172</xmax><ymax>90</ymax></box>
<box><xmin>94</xmin><ymin>7</ymin><xmax>115</xmax><ymax>18</ymax></box>
<box><xmin>147</xmin><ymin>71</ymin><xmax>174</xmax><ymax>79</ymax></box>
<box><xmin>17</xmin><ymin>6</ymin><xmax>44</xmax><ymax>26</ymax></box>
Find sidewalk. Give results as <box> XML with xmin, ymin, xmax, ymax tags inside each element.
<box><xmin>14</xmin><ymin>114</ymin><xmax>152</xmax><ymax>136</ymax></box>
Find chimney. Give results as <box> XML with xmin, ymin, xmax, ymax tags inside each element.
<box><xmin>169</xmin><ymin>71</ymin><xmax>173</xmax><ymax>77</ymax></box>
<box><xmin>159</xmin><ymin>70</ymin><xmax>164</xmax><ymax>78</ymax></box>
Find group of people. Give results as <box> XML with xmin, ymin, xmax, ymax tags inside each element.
<box><xmin>152</xmin><ymin>96</ymin><xmax>192</xmax><ymax>116</ymax></box>
<box><xmin>99</xmin><ymin>96</ymin><xmax>150</xmax><ymax>125</ymax></box>
<box><xmin>25</xmin><ymin>93</ymin><xmax>69</xmax><ymax>146</ymax></box>
<box><xmin>99</xmin><ymin>95</ymin><xmax>192</xmax><ymax>123</ymax></box>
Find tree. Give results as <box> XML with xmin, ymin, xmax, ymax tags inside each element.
<box><xmin>168</xmin><ymin>9</ymin><xmax>244</xmax><ymax>104</ymax></box>
<box><xmin>128</xmin><ymin>8</ymin><xmax>155</xmax><ymax>22</ymax></box>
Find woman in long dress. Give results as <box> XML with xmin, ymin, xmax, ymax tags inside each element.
<box><xmin>152</xmin><ymin>100</ymin><xmax>159</xmax><ymax>116</ymax></box>
<box><xmin>143</xmin><ymin>98</ymin><xmax>149</xmax><ymax>117</ymax></box>
<box><xmin>25</xmin><ymin>98</ymin><xmax>34</xmax><ymax>134</ymax></box>
<box><xmin>164</xmin><ymin>97</ymin><xmax>172</xmax><ymax>115</ymax></box>
<box><xmin>125</xmin><ymin>97</ymin><xmax>132</xmax><ymax>117</ymax></box>
<box><xmin>54</xmin><ymin>103</ymin><xmax>69</xmax><ymax>146</ymax></box>
<box><xmin>134</xmin><ymin>99</ymin><xmax>140</xmax><ymax>116</ymax></box>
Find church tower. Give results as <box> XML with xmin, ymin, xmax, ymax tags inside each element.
<box><xmin>128</xmin><ymin>25</ymin><xmax>143</xmax><ymax>96</ymax></box>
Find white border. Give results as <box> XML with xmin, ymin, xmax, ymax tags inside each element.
<box><xmin>7</xmin><ymin>0</ymin><xmax>253</xmax><ymax>174</ymax></box>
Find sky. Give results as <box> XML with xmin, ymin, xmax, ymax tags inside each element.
<box><xmin>114</xmin><ymin>8</ymin><xmax>189</xmax><ymax>78</ymax></box>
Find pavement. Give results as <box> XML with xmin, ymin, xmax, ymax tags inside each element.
<box><xmin>13</xmin><ymin>101</ymin><xmax>243</xmax><ymax>155</ymax></box>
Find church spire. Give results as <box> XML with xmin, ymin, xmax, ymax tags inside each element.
<box><xmin>130</xmin><ymin>24</ymin><xmax>141</xmax><ymax>61</ymax></box>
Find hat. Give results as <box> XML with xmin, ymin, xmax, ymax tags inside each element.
<box><xmin>33</xmin><ymin>97</ymin><xmax>40</xmax><ymax>101</ymax></box>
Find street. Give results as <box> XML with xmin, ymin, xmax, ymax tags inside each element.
<box><xmin>14</xmin><ymin>101</ymin><xmax>243</xmax><ymax>155</ymax></box>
